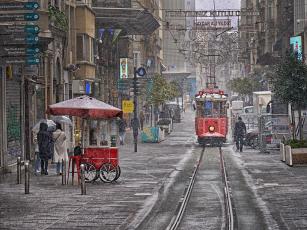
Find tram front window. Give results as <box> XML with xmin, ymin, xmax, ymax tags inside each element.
<box><xmin>204</xmin><ymin>101</ymin><xmax>212</xmax><ymax>116</ymax></box>
<box><xmin>213</xmin><ymin>102</ymin><xmax>220</xmax><ymax>116</ymax></box>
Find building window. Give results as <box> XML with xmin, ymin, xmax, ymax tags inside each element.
<box><xmin>77</xmin><ymin>34</ymin><xmax>95</xmax><ymax>63</ymax></box>
<box><xmin>133</xmin><ymin>52</ymin><xmax>140</xmax><ymax>67</ymax></box>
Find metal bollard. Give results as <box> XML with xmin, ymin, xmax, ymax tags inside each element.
<box><xmin>80</xmin><ymin>164</ymin><xmax>86</xmax><ymax>195</ymax></box>
<box><xmin>24</xmin><ymin>161</ymin><xmax>30</xmax><ymax>194</ymax></box>
<box><xmin>62</xmin><ymin>159</ymin><xmax>66</xmax><ymax>185</ymax></box>
<box><xmin>17</xmin><ymin>157</ymin><xmax>21</xmax><ymax>184</ymax></box>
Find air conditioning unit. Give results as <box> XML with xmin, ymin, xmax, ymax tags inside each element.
<box><xmin>73</xmin><ymin>80</ymin><xmax>93</xmax><ymax>95</ymax></box>
<box><xmin>72</xmin><ymin>80</ymin><xmax>86</xmax><ymax>94</ymax></box>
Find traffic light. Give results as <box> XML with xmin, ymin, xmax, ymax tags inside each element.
<box><xmin>131</xmin><ymin>78</ymin><xmax>141</xmax><ymax>95</ymax></box>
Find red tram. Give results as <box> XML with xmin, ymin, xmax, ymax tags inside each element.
<box><xmin>195</xmin><ymin>89</ymin><xmax>228</xmax><ymax>146</ymax></box>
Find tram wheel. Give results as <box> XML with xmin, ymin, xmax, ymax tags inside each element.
<box><xmin>83</xmin><ymin>163</ymin><xmax>98</xmax><ymax>182</ymax></box>
<box><xmin>99</xmin><ymin>163</ymin><xmax>117</xmax><ymax>183</ymax></box>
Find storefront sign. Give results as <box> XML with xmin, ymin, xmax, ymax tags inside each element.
<box><xmin>122</xmin><ymin>100</ymin><xmax>134</xmax><ymax>113</ymax></box>
<box><xmin>120</xmin><ymin>58</ymin><xmax>128</xmax><ymax>79</ymax></box>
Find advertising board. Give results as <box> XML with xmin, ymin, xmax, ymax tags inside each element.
<box><xmin>290</xmin><ymin>36</ymin><xmax>303</xmax><ymax>61</ymax></box>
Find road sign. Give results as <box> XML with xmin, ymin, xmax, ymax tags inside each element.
<box><xmin>0</xmin><ymin>25</ymin><xmax>40</xmax><ymax>35</ymax></box>
<box><xmin>0</xmin><ymin>34</ymin><xmax>39</xmax><ymax>45</ymax></box>
<box><xmin>122</xmin><ymin>100</ymin><xmax>134</xmax><ymax>113</ymax></box>
<box><xmin>0</xmin><ymin>2</ymin><xmax>39</xmax><ymax>11</ymax></box>
<box><xmin>136</xmin><ymin>67</ymin><xmax>146</xmax><ymax>77</ymax></box>
<box><xmin>0</xmin><ymin>12</ymin><xmax>39</xmax><ymax>22</ymax></box>
<box><xmin>0</xmin><ymin>56</ymin><xmax>40</xmax><ymax>65</ymax></box>
<box><xmin>0</xmin><ymin>46</ymin><xmax>40</xmax><ymax>57</ymax></box>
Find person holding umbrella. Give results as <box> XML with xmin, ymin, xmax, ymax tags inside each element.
<box><xmin>53</xmin><ymin>123</ymin><xmax>68</xmax><ymax>175</ymax></box>
<box><xmin>37</xmin><ymin>123</ymin><xmax>53</xmax><ymax>175</ymax></box>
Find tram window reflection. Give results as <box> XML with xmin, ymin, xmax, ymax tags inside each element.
<box><xmin>196</xmin><ymin>101</ymin><xmax>203</xmax><ymax>117</ymax></box>
<box><xmin>220</xmin><ymin>102</ymin><xmax>226</xmax><ymax>116</ymax></box>
<box><xmin>213</xmin><ymin>102</ymin><xmax>220</xmax><ymax>116</ymax></box>
<box><xmin>204</xmin><ymin>101</ymin><xmax>212</xmax><ymax>116</ymax></box>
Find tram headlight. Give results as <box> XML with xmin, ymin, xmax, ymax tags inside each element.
<box><xmin>209</xmin><ymin>126</ymin><xmax>215</xmax><ymax>132</ymax></box>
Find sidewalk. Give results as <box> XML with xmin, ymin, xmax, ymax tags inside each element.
<box><xmin>224</xmin><ymin>145</ymin><xmax>307</xmax><ymax>229</ymax></box>
<box><xmin>0</xmin><ymin>111</ymin><xmax>196</xmax><ymax>230</ymax></box>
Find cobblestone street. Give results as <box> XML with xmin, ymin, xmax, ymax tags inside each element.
<box><xmin>224</xmin><ymin>146</ymin><xmax>307</xmax><ymax>229</ymax></box>
<box><xmin>0</xmin><ymin>112</ymin><xmax>197</xmax><ymax>230</ymax></box>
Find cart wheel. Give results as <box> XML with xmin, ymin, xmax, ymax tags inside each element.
<box><xmin>99</xmin><ymin>163</ymin><xmax>117</xmax><ymax>183</ymax></box>
<box><xmin>83</xmin><ymin>163</ymin><xmax>98</xmax><ymax>182</ymax></box>
<box><xmin>115</xmin><ymin>166</ymin><xmax>121</xmax><ymax>181</ymax></box>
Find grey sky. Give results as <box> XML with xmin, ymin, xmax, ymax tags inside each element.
<box><xmin>196</xmin><ymin>0</ymin><xmax>241</xmax><ymax>10</ymax></box>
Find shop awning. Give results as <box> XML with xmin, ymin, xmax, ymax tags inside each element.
<box><xmin>47</xmin><ymin>95</ymin><xmax>122</xmax><ymax>119</ymax></box>
<box><xmin>93</xmin><ymin>7</ymin><xmax>160</xmax><ymax>35</ymax></box>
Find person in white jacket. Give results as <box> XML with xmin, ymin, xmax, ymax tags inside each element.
<box><xmin>53</xmin><ymin>123</ymin><xmax>68</xmax><ymax>175</ymax></box>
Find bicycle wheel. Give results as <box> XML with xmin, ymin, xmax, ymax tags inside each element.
<box><xmin>83</xmin><ymin>163</ymin><xmax>98</xmax><ymax>182</ymax></box>
<box><xmin>115</xmin><ymin>165</ymin><xmax>121</xmax><ymax>181</ymax></box>
<box><xmin>99</xmin><ymin>163</ymin><xmax>117</xmax><ymax>183</ymax></box>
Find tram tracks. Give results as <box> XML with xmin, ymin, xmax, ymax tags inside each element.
<box><xmin>166</xmin><ymin>147</ymin><xmax>236</xmax><ymax>230</ymax></box>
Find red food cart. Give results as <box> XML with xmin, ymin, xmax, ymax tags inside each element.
<box><xmin>47</xmin><ymin>95</ymin><xmax>122</xmax><ymax>183</ymax></box>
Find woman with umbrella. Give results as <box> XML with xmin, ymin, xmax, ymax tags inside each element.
<box><xmin>52</xmin><ymin>123</ymin><xmax>68</xmax><ymax>175</ymax></box>
<box><xmin>37</xmin><ymin>123</ymin><xmax>53</xmax><ymax>175</ymax></box>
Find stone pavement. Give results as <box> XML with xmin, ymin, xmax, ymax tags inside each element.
<box><xmin>0</xmin><ymin>111</ymin><xmax>196</xmax><ymax>230</ymax></box>
<box><xmin>224</xmin><ymin>145</ymin><xmax>307</xmax><ymax>229</ymax></box>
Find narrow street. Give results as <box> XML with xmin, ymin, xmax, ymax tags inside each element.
<box><xmin>0</xmin><ymin>111</ymin><xmax>198</xmax><ymax>230</ymax></box>
<box><xmin>2</xmin><ymin>110</ymin><xmax>307</xmax><ymax>229</ymax></box>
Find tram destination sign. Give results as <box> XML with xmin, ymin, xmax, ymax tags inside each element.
<box><xmin>0</xmin><ymin>25</ymin><xmax>40</xmax><ymax>35</ymax></box>
<box><xmin>0</xmin><ymin>46</ymin><xmax>40</xmax><ymax>57</ymax></box>
<box><xmin>0</xmin><ymin>2</ymin><xmax>39</xmax><ymax>11</ymax></box>
<box><xmin>0</xmin><ymin>12</ymin><xmax>39</xmax><ymax>22</ymax></box>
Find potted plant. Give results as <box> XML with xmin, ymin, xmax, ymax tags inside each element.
<box><xmin>284</xmin><ymin>139</ymin><xmax>307</xmax><ymax>166</ymax></box>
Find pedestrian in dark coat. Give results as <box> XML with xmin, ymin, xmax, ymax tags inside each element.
<box><xmin>234</xmin><ymin>117</ymin><xmax>246</xmax><ymax>152</ymax></box>
<box><xmin>37</xmin><ymin>122</ymin><xmax>52</xmax><ymax>175</ymax></box>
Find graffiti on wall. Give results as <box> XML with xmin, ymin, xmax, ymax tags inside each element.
<box><xmin>7</xmin><ymin>103</ymin><xmax>22</xmax><ymax>157</ymax></box>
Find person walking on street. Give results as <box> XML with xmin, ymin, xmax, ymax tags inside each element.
<box><xmin>53</xmin><ymin>123</ymin><xmax>68</xmax><ymax>175</ymax></box>
<box><xmin>32</xmin><ymin>131</ymin><xmax>40</xmax><ymax>175</ymax></box>
<box><xmin>139</xmin><ymin>110</ymin><xmax>145</xmax><ymax>131</ymax></box>
<box><xmin>234</xmin><ymin>116</ymin><xmax>246</xmax><ymax>152</ymax></box>
<box><xmin>37</xmin><ymin>123</ymin><xmax>53</xmax><ymax>175</ymax></box>
<box><xmin>118</xmin><ymin>116</ymin><xmax>127</xmax><ymax>145</ymax></box>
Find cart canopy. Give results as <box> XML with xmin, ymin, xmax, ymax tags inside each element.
<box><xmin>47</xmin><ymin>95</ymin><xmax>122</xmax><ymax>119</ymax></box>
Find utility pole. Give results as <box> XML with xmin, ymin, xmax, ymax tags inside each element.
<box><xmin>133</xmin><ymin>67</ymin><xmax>138</xmax><ymax>152</ymax></box>
<box><xmin>131</xmin><ymin>67</ymin><xmax>146</xmax><ymax>152</ymax></box>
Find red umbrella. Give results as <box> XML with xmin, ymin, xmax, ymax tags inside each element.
<box><xmin>47</xmin><ymin>95</ymin><xmax>122</xmax><ymax>119</ymax></box>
